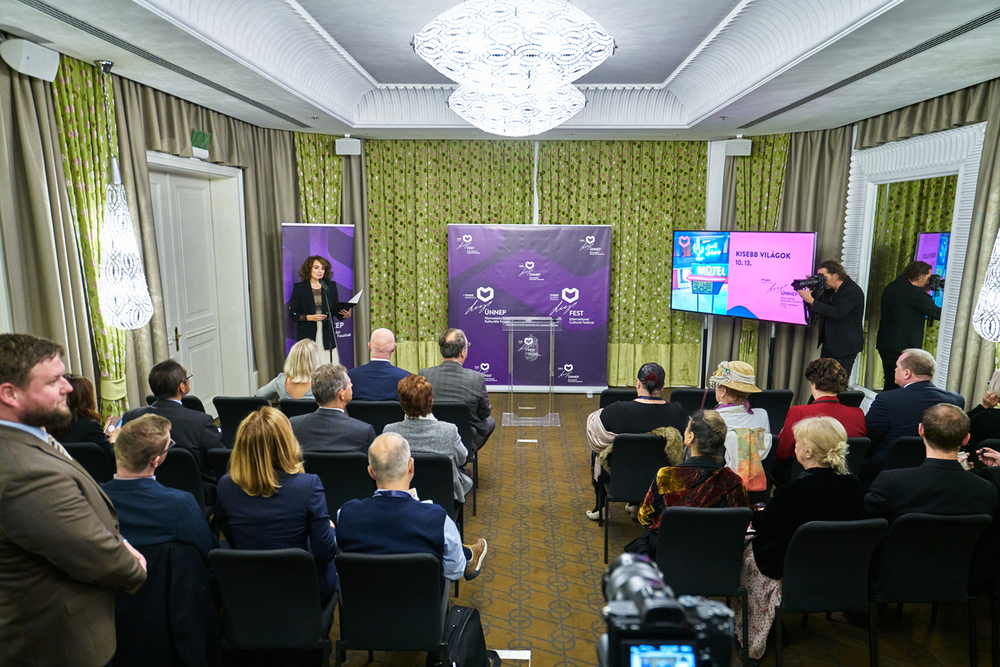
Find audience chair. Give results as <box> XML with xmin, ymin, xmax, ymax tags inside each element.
<box><xmin>775</xmin><ymin>519</ymin><xmax>888</xmax><ymax>667</ymax></box>
<box><xmin>157</xmin><ymin>447</ymin><xmax>207</xmax><ymax>511</ymax></box>
<box><xmin>302</xmin><ymin>452</ymin><xmax>376</xmax><ymax>517</ymax></box>
<box><xmin>874</xmin><ymin>513</ymin><xmax>992</xmax><ymax>667</ymax></box>
<box><xmin>207</xmin><ymin>448</ymin><xmax>232</xmax><ymax>481</ymax></box>
<box><xmin>749</xmin><ymin>389</ymin><xmax>795</xmax><ymax>435</ymax></box>
<box><xmin>603</xmin><ymin>433</ymin><xmax>670</xmax><ymax>563</ymax></box>
<box><xmin>846</xmin><ymin>437</ymin><xmax>871</xmax><ymax>476</ymax></box>
<box><xmin>65</xmin><ymin>442</ymin><xmax>114</xmax><ymax>483</ymax></box>
<box><xmin>146</xmin><ymin>394</ymin><xmax>206</xmax><ymax>413</ymax></box>
<box><xmin>345</xmin><ymin>400</ymin><xmax>405</xmax><ymax>437</ymax></box>
<box><xmin>656</xmin><ymin>507</ymin><xmax>753</xmax><ymax>666</ymax></box>
<box><xmin>599</xmin><ymin>387</ymin><xmax>637</xmax><ymax>409</ymax></box>
<box><xmin>334</xmin><ymin>552</ymin><xmax>448</xmax><ymax>667</ymax></box>
<box><xmin>838</xmin><ymin>391</ymin><xmax>865</xmax><ymax>408</ymax></box>
<box><xmin>669</xmin><ymin>387</ymin><xmax>717</xmax><ymax>413</ymax></box>
<box><xmin>432</xmin><ymin>402</ymin><xmax>479</xmax><ymax>516</ymax></box>
<box><xmin>881</xmin><ymin>435</ymin><xmax>925</xmax><ymax>471</ymax></box>
<box><xmin>209</xmin><ymin>548</ymin><xmax>337</xmax><ymax>666</ymax></box>
<box><xmin>411</xmin><ymin>452</ymin><xmax>465</xmax><ymax>596</ymax></box>
<box><xmin>279</xmin><ymin>398</ymin><xmax>319</xmax><ymax>419</ymax></box>
<box><xmin>213</xmin><ymin>396</ymin><xmax>268</xmax><ymax>448</ymax></box>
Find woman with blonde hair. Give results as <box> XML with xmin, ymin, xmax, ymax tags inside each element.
<box><xmin>215</xmin><ymin>407</ymin><xmax>338</xmax><ymax>602</ymax></box>
<box><xmin>734</xmin><ymin>416</ymin><xmax>863</xmax><ymax>661</ymax></box>
<box><xmin>256</xmin><ymin>339</ymin><xmax>320</xmax><ymax>402</ymax></box>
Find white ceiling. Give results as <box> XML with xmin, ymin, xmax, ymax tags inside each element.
<box><xmin>1</xmin><ymin>0</ymin><xmax>999</xmax><ymax>140</ymax></box>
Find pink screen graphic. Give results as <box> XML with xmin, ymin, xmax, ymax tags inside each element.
<box><xmin>725</xmin><ymin>232</ymin><xmax>816</xmax><ymax>325</ymax></box>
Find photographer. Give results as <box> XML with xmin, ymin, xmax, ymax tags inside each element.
<box><xmin>876</xmin><ymin>260</ymin><xmax>941</xmax><ymax>391</ymax></box>
<box><xmin>795</xmin><ymin>260</ymin><xmax>865</xmax><ymax>377</ymax></box>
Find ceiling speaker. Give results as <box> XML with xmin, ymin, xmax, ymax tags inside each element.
<box><xmin>1</xmin><ymin>39</ymin><xmax>59</xmax><ymax>82</ymax></box>
<box><xmin>724</xmin><ymin>139</ymin><xmax>752</xmax><ymax>156</ymax></box>
<box><xmin>335</xmin><ymin>137</ymin><xmax>362</xmax><ymax>156</ymax></box>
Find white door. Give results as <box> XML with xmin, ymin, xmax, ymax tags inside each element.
<box><xmin>149</xmin><ymin>171</ymin><xmax>225</xmax><ymax>415</ymax></box>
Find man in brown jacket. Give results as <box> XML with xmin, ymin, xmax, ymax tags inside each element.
<box><xmin>0</xmin><ymin>334</ymin><xmax>147</xmax><ymax>666</ymax></box>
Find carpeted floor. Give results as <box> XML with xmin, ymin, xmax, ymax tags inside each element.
<box><xmin>334</xmin><ymin>393</ymin><xmax>995</xmax><ymax>667</ymax></box>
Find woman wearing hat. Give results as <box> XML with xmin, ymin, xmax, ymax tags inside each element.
<box><xmin>708</xmin><ymin>360</ymin><xmax>772</xmax><ymax>492</ymax></box>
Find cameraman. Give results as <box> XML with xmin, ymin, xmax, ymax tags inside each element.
<box><xmin>876</xmin><ymin>260</ymin><xmax>941</xmax><ymax>390</ymax></box>
<box><xmin>795</xmin><ymin>260</ymin><xmax>865</xmax><ymax>377</ymax></box>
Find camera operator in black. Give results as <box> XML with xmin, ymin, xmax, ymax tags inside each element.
<box><xmin>876</xmin><ymin>260</ymin><xmax>941</xmax><ymax>391</ymax></box>
<box><xmin>795</xmin><ymin>260</ymin><xmax>865</xmax><ymax>378</ymax></box>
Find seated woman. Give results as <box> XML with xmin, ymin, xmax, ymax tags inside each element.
<box><xmin>773</xmin><ymin>358</ymin><xmax>866</xmax><ymax>484</ymax></box>
<box><xmin>215</xmin><ymin>407</ymin><xmax>338</xmax><ymax>603</ymax></box>
<box><xmin>49</xmin><ymin>374</ymin><xmax>114</xmax><ymax>461</ymax></box>
<box><xmin>383</xmin><ymin>374</ymin><xmax>472</xmax><ymax>504</ymax></box>
<box><xmin>255</xmin><ymin>339</ymin><xmax>319</xmax><ymax>403</ymax></box>
<box><xmin>735</xmin><ymin>416</ymin><xmax>864</xmax><ymax>661</ymax></box>
<box><xmin>626</xmin><ymin>410</ymin><xmax>749</xmax><ymax>559</ymax></box>
<box><xmin>586</xmin><ymin>362</ymin><xmax>689</xmax><ymax>520</ymax></box>
<box><xmin>708</xmin><ymin>360</ymin><xmax>771</xmax><ymax>492</ymax></box>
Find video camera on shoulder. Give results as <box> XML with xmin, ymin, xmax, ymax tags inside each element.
<box><xmin>598</xmin><ymin>554</ymin><xmax>733</xmax><ymax>667</ymax></box>
<box><xmin>790</xmin><ymin>274</ymin><xmax>827</xmax><ymax>292</ymax></box>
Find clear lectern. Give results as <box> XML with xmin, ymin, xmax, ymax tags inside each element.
<box><xmin>501</xmin><ymin>316</ymin><xmax>561</xmax><ymax>427</ymax></box>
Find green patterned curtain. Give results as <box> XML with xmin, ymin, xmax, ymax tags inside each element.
<box><xmin>366</xmin><ymin>140</ymin><xmax>534</xmax><ymax>371</ymax></box>
<box><xmin>294</xmin><ymin>133</ymin><xmax>342</xmax><ymax>223</ymax></box>
<box><xmin>51</xmin><ymin>57</ymin><xmax>128</xmax><ymax>414</ymax></box>
<box><xmin>859</xmin><ymin>175</ymin><xmax>958</xmax><ymax>388</ymax></box>
<box><xmin>537</xmin><ymin>141</ymin><xmax>707</xmax><ymax>386</ymax></box>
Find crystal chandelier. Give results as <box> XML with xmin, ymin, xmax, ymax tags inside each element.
<box><xmin>974</xmin><ymin>231</ymin><xmax>1000</xmax><ymax>342</ymax></box>
<box><xmin>449</xmin><ymin>83</ymin><xmax>586</xmax><ymax>137</ymax></box>
<box><xmin>96</xmin><ymin>61</ymin><xmax>154</xmax><ymax>330</ymax></box>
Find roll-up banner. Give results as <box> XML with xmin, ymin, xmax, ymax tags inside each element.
<box><xmin>280</xmin><ymin>223</ymin><xmax>355</xmax><ymax>369</ymax></box>
<box><xmin>448</xmin><ymin>225</ymin><xmax>611</xmax><ymax>391</ymax></box>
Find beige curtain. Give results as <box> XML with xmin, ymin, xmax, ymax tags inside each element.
<box><xmin>0</xmin><ymin>60</ymin><xmax>94</xmax><ymax>378</ymax></box>
<box><xmin>342</xmin><ymin>143</ymin><xmax>370</xmax><ymax>366</ymax></box>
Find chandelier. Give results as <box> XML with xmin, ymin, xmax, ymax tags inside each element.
<box><xmin>413</xmin><ymin>0</ymin><xmax>614</xmax><ymax>136</ymax></box>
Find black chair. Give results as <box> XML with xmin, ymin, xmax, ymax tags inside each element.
<box><xmin>334</xmin><ymin>552</ymin><xmax>448</xmax><ymax>667</ymax></box>
<box><xmin>969</xmin><ymin>438</ymin><xmax>1000</xmax><ymax>470</ymax></box>
<box><xmin>213</xmin><ymin>396</ymin><xmax>268</xmax><ymax>448</ymax></box>
<box><xmin>64</xmin><ymin>441</ymin><xmax>114</xmax><ymax>483</ymax></box>
<box><xmin>775</xmin><ymin>519</ymin><xmax>888</xmax><ymax>667</ymax></box>
<box><xmin>345</xmin><ymin>400</ymin><xmax>405</xmax><ymax>436</ymax></box>
<box><xmin>838</xmin><ymin>391</ymin><xmax>865</xmax><ymax>408</ymax></box>
<box><xmin>874</xmin><ymin>513</ymin><xmax>992</xmax><ymax>666</ymax></box>
<box><xmin>209</xmin><ymin>548</ymin><xmax>337</xmax><ymax>666</ymax></box>
<box><xmin>882</xmin><ymin>435</ymin><xmax>925</xmax><ymax>470</ymax></box>
<box><xmin>146</xmin><ymin>394</ymin><xmax>206</xmax><ymax>413</ymax></box>
<box><xmin>279</xmin><ymin>399</ymin><xmax>319</xmax><ymax>419</ymax></box>
<box><xmin>432</xmin><ymin>402</ymin><xmax>479</xmax><ymax>516</ymax></box>
<box><xmin>412</xmin><ymin>452</ymin><xmax>465</xmax><ymax>596</ymax></box>
<box><xmin>749</xmin><ymin>389</ymin><xmax>795</xmax><ymax>436</ymax></box>
<box><xmin>846</xmin><ymin>437</ymin><xmax>871</xmax><ymax>476</ymax></box>
<box><xmin>157</xmin><ymin>447</ymin><xmax>206</xmax><ymax>510</ymax></box>
<box><xmin>302</xmin><ymin>452</ymin><xmax>376</xmax><ymax>517</ymax></box>
<box><xmin>603</xmin><ymin>433</ymin><xmax>670</xmax><ymax>563</ymax></box>
<box><xmin>656</xmin><ymin>507</ymin><xmax>753</xmax><ymax>666</ymax></box>
<box><xmin>207</xmin><ymin>448</ymin><xmax>232</xmax><ymax>481</ymax></box>
<box><xmin>600</xmin><ymin>387</ymin><xmax>637</xmax><ymax>408</ymax></box>
<box><xmin>669</xmin><ymin>387</ymin><xmax>717</xmax><ymax>413</ymax></box>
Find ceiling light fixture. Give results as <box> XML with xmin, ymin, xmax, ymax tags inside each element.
<box><xmin>449</xmin><ymin>83</ymin><xmax>586</xmax><ymax>137</ymax></box>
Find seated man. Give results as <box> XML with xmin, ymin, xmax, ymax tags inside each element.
<box><xmin>123</xmin><ymin>360</ymin><xmax>221</xmax><ymax>485</ymax></box>
<box><xmin>348</xmin><ymin>328</ymin><xmax>411</xmax><ymax>402</ymax></box>
<box><xmin>101</xmin><ymin>414</ymin><xmax>219</xmax><ymax>560</ymax></box>
<box><xmin>419</xmin><ymin>328</ymin><xmax>495</xmax><ymax>449</ymax></box>
<box><xmin>865</xmin><ymin>403</ymin><xmax>998</xmax><ymax>523</ymax></box>
<box><xmin>290</xmin><ymin>363</ymin><xmax>375</xmax><ymax>453</ymax></box>
<box><xmin>337</xmin><ymin>433</ymin><xmax>487</xmax><ymax>584</ymax></box>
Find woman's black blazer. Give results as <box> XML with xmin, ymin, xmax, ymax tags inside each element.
<box><xmin>288</xmin><ymin>280</ymin><xmax>345</xmax><ymax>351</ymax></box>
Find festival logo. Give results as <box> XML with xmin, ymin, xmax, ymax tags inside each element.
<box><xmin>549</xmin><ymin>286</ymin><xmax>581</xmax><ymax>316</ymax></box>
<box><xmin>464</xmin><ymin>286</ymin><xmax>494</xmax><ymax>315</ymax></box>
<box><xmin>475</xmin><ymin>361</ymin><xmax>495</xmax><ymax>383</ymax></box>
<box><xmin>458</xmin><ymin>234</ymin><xmax>474</xmax><ymax>249</ymax></box>
<box><xmin>518</xmin><ymin>259</ymin><xmax>543</xmax><ymax>280</ymax></box>
<box><xmin>579</xmin><ymin>234</ymin><xmax>605</xmax><ymax>256</ymax></box>
<box><xmin>558</xmin><ymin>362</ymin><xmax>582</xmax><ymax>383</ymax></box>
<box><xmin>518</xmin><ymin>335</ymin><xmax>540</xmax><ymax>362</ymax></box>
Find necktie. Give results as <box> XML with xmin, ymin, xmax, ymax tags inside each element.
<box><xmin>47</xmin><ymin>435</ymin><xmax>72</xmax><ymax>460</ymax></box>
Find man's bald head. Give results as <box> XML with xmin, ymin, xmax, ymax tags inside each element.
<box><xmin>369</xmin><ymin>328</ymin><xmax>396</xmax><ymax>359</ymax></box>
<box><xmin>368</xmin><ymin>432</ymin><xmax>412</xmax><ymax>486</ymax></box>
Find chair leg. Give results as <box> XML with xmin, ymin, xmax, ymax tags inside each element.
<box><xmin>741</xmin><ymin>590</ymin><xmax>749</xmax><ymax>667</ymax></box>
<box><xmin>826</xmin><ymin>612</ymin><xmax>832</xmax><ymax>621</ymax></box>
<box><xmin>368</xmin><ymin>649</ymin><xmax>374</xmax><ymax>662</ymax></box>
<box><xmin>896</xmin><ymin>602</ymin><xmax>904</xmax><ymax>621</ymax></box>
<box><xmin>992</xmin><ymin>597</ymin><xmax>999</xmax><ymax>667</ymax></box>
<box><xmin>596</xmin><ymin>483</ymin><xmax>604</xmax><ymax>527</ymax></box>
<box><xmin>869</xmin><ymin>601</ymin><xmax>879</xmax><ymax>667</ymax></box>
<box><xmin>604</xmin><ymin>495</ymin><xmax>610</xmax><ymax>564</ymax></box>
<box><xmin>472</xmin><ymin>450</ymin><xmax>478</xmax><ymax>516</ymax></box>
<box><xmin>971</xmin><ymin>599</ymin><xmax>979</xmax><ymax>667</ymax></box>
<box><xmin>454</xmin><ymin>579</ymin><xmax>459</xmax><ymax>597</ymax></box>
<box><xmin>335</xmin><ymin>641</ymin><xmax>344</xmax><ymax>667</ymax></box>
<box><xmin>801</xmin><ymin>613</ymin><xmax>809</xmax><ymax>629</ymax></box>
<box><xmin>775</xmin><ymin>607</ymin><xmax>784</xmax><ymax>667</ymax></box>
<box><xmin>930</xmin><ymin>603</ymin><xmax>939</xmax><ymax>628</ymax></box>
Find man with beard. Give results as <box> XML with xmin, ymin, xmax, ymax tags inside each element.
<box><xmin>0</xmin><ymin>334</ymin><xmax>148</xmax><ymax>666</ymax></box>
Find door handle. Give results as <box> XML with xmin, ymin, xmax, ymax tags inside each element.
<box><xmin>174</xmin><ymin>327</ymin><xmax>182</xmax><ymax>352</ymax></box>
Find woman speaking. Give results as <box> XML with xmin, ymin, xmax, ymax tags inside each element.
<box><xmin>288</xmin><ymin>255</ymin><xmax>352</xmax><ymax>365</ymax></box>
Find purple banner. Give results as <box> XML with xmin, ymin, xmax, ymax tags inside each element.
<box><xmin>281</xmin><ymin>224</ymin><xmax>355</xmax><ymax>369</ymax></box>
<box><xmin>448</xmin><ymin>225</ymin><xmax>611</xmax><ymax>388</ymax></box>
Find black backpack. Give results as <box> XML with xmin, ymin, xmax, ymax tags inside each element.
<box><xmin>440</xmin><ymin>605</ymin><xmax>501</xmax><ymax>667</ymax></box>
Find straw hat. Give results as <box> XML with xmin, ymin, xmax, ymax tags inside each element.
<box><xmin>708</xmin><ymin>360</ymin><xmax>762</xmax><ymax>394</ymax></box>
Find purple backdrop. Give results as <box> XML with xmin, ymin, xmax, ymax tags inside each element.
<box><xmin>448</xmin><ymin>225</ymin><xmax>611</xmax><ymax>388</ymax></box>
<box><xmin>281</xmin><ymin>224</ymin><xmax>355</xmax><ymax>369</ymax></box>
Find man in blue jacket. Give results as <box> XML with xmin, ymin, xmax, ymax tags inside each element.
<box><xmin>347</xmin><ymin>329</ymin><xmax>411</xmax><ymax>401</ymax></box>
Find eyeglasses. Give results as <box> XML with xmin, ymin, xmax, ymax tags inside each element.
<box><xmin>185</xmin><ymin>374</ymin><xmax>194</xmax><ymax>382</ymax></box>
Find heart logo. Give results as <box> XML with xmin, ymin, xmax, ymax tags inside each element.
<box><xmin>523</xmin><ymin>336</ymin><xmax>534</xmax><ymax>346</ymax></box>
<box><xmin>462</xmin><ymin>234</ymin><xmax>472</xmax><ymax>243</ymax></box>
<box><xmin>678</xmin><ymin>235</ymin><xmax>690</xmax><ymax>248</ymax></box>
<box><xmin>476</xmin><ymin>286</ymin><xmax>494</xmax><ymax>302</ymax></box>
<box><xmin>564</xmin><ymin>364</ymin><xmax>574</xmax><ymax>372</ymax></box>
<box><xmin>524</xmin><ymin>261</ymin><xmax>534</xmax><ymax>270</ymax></box>
<box><xmin>585</xmin><ymin>235</ymin><xmax>596</xmax><ymax>245</ymax></box>
<box><xmin>479</xmin><ymin>363</ymin><xmax>489</xmax><ymax>372</ymax></box>
<box><xmin>561</xmin><ymin>287</ymin><xmax>579</xmax><ymax>303</ymax></box>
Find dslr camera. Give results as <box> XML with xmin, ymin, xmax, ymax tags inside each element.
<box><xmin>791</xmin><ymin>274</ymin><xmax>828</xmax><ymax>292</ymax></box>
<box><xmin>928</xmin><ymin>274</ymin><xmax>945</xmax><ymax>292</ymax></box>
<box><xmin>597</xmin><ymin>554</ymin><xmax>733</xmax><ymax>667</ymax></box>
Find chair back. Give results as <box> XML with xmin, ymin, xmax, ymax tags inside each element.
<box><xmin>279</xmin><ymin>399</ymin><xmax>319</xmax><ymax>419</ymax></box>
<box><xmin>207</xmin><ymin>448</ymin><xmax>231</xmax><ymax>481</ymax></box>
<box><xmin>656</xmin><ymin>507</ymin><xmax>752</xmax><ymax>597</ymax></box>
<box><xmin>969</xmin><ymin>438</ymin><xmax>1000</xmax><ymax>470</ymax></box>
<box><xmin>600</xmin><ymin>388</ymin><xmax>638</xmax><ymax>409</ymax></box>
<box><xmin>65</xmin><ymin>442</ymin><xmax>114</xmax><ymax>483</ymax></box>
<box><xmin>146</xmin><ymin>394</ymin><xmax>205</xmax><ymax>413</ymax></box>
<box><xmin>781</xmin><ymin>519</ymin><xmax>888</xmax><ymax>614</ymax></box>
<box><xmin>606</xmin><ymin>434</ymin><xmax>670</xmax><ymax>503</ymax></box>
<box><xmin>410</xmin><ymin>453</ymin><xmax>456</xmax><ymax>517</ymax></box>
<box><xmin>346</xmin><ymin>400</ymin><xmax>405</xmax><ymax>436</ymax></box>
<box><xmin>157</xmin><ymin>447</ymin><xmax>206</xmax><ymax>510</ymax></box>
<box><xmin>876</xmin><ymin>512</ymin><xmax>992</xmax><ymax>604</ymax></box>
<box><xmin>335</xmin><ymin>552</ymin><xmax>445</xmax><ymax>652</ymax></box>
<box><xmin>882</xmin><ymin>436</ymin><xmax>925</xmax><ymax>470</ymax></box>
<box><xmin>432</xmin><ymin>402</ymin><xmax>476</xmax><ymax>459</ymax></box>
<box><xmin>846</xmin><ymin>437</ymin><xmax>871</xmax><ymax>475</ymax></box>
<box><xmin>212</xmin><ymin>396</ymin><xmax>267</xmax><ymax>448</ymax></box>
<box><xmin>209</xmin><ymin>548</ymin><xmax>327</xmax><ymax>650</ymax></box>
<box><xmin>838</xmin><ymin>391</ymin><xmax>865</xmax><ymax>408</ymax></box>
<box><xmin>669</xmin><ymin>388</ymin><xmax>717</xmax><ymax>413</ymax></box>
<box><xmin>749</xmin><ymin>389</ymin><xmax>794</xmax><ymax>435</ymax></box>
<box><xmin>302</xmin><ymin>452</ymin><xmax>376</xmax><ymax>516</ymax></box>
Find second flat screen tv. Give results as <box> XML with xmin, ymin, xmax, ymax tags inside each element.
<box><xmin>671</xmin><ymin>230</ymin><xmax>817</xmax><ymax>326</ymax></box>
<box><xmin>915</xmin><ymin>231</ymin><xmax>949</xmax><ymax>307</ymax></box>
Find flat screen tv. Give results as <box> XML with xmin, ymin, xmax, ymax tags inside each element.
<box><xmin>670</xmin><ymin>230</ymin><xmax>817</xmax><ymax>326</ymax></box>
<box><xmin>914</xmin><ymin>231</ymin><xmax>949</xmax><ymax>307</ymax></box>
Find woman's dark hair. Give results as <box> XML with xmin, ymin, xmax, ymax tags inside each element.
<box><xmin>49</xmin><ymin>374</ymin><xmax>102</xmax><ymax>439</ymax></box>
<box><xmin>804</xmin><ymin>358</ymin><xmax>848</xmax><ymax>394</ymax></box>
<box><xmin>298</xmin><ymin>255</ymin><xmax>332</xmax><ymax>282</ymax></box>
<box><xmin>637</xmin><ymin>362</ymin><xmax>665</xmax><ymax>394</ymax></box>
<box><xmin>687</xmin><ymin>410</ymin><xmax>727</xmax><ymax>459</ymax></box>
<box><xmin>901</xmin><ymin>260</ymin><xmax>932</xmax><ymax>282</ymax></box>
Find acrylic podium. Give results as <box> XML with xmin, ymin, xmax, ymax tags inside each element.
<box><xmin>501</xmin><ymin>316</ymin><xmax>562</xmax><ymax>427</ymax></box>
